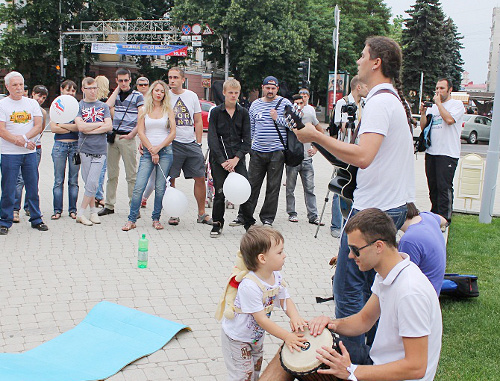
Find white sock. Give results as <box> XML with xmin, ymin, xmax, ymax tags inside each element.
<box><xmin>90</xmin><ymin>206</ymin><xmax>97</xmax><ymax>214</ymax></box>
<box><xmin>77</xmin><ymin>207</ymin><xmax>87</xmax><ymax>217</ymax></box>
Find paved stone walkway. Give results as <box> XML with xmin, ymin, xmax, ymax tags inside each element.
<box><xmin>1</xmin><ymin>130</ymin><xmax>498</xmax><ymax>380</ymax></box>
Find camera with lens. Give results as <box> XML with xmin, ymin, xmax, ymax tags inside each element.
<box><xmin>424</xmin><ymin>101</ymin><xmax>433</xmax><ymax>108</ymax></box>
<box><xmin>341</xmin><ymin>103</ymin><xmax>358</xmax><ymax>117</ymax></box>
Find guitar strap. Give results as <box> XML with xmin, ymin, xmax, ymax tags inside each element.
<box><xmin>350</xmin><ymin>88</ymin><xmax>401</xmax><ymax>144</ymax></box>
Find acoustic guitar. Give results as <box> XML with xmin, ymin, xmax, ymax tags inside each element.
<box><xmin>284</xmin><ymin>105</ymin><xmax>358</xmax><ymax>200</ymax></box>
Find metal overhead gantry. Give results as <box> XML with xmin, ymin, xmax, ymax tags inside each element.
<box><xmin>59</xmin><ymin>19</ymin><xmax>183</xmax><ymax>78</ymax></box>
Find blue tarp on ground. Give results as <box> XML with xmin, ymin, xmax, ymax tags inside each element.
<box><xmin>0</xmin><ymin>301</ymin><xmax>190</xmax><ymax>381</ymax></box>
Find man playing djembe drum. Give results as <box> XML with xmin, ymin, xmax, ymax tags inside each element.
<box><xmin>259</xmin><ymin>208</ymin><xmax>442</xmax><ymax>381</ymax></box>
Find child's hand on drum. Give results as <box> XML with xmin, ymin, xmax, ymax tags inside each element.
<box><xmin>308</xmin><ymin>315</ymin><xmax>336</xmax><ymax>336</ymax></box>
<box><xmin>289</xmin><ymin>316</ymin><xmax>307</xmax><ymax>332</ymax></box>
<box><xmin>284</xmin><ymin>331</ymin><xmax>308</xmax><ymax>353</ymax></box>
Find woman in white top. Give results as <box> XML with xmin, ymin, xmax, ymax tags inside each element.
<box><xmin>122</xmin><ymin>80</ymin><xmax>176</xmax><ymax>231</ymax></box>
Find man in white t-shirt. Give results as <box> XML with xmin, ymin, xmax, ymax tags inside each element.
<box><xmin>0</xmin><ymin>71</ymin><xmax>48</xmax><ymax>235</ymax></box>
<box><xmin>292</xmin><ymin>36</ymin><xmax>415</xmax><ymax>348</ymax></box>
<box><xmin>166</xmin><ymin>66</ymin><xmax>212</xmax><ymax>226</ymax></box>
<box><xmin>420</xmin><ymin>78</ymin><xmax>464</xmax><ymax>225</ymax></box>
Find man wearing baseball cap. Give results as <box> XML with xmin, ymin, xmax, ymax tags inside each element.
<box><xmin>235</xmin><ymin>75</ymin><xmax>292</xmax><ymax>230</ymax></box>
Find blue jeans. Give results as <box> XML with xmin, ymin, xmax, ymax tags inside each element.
<box><xmin>14</xmin><ymin>147</ymin><xmax>41</xmax><ymax>211</ymax></box>
<box><xmin>331</xmin><ymin>194</ymin><xmax>351</xmax><ymax>231</ymax></box>
<box><xmin>52</xmin><ymin>141</ymin><xmax>80</xmax><ymax>214</ymax></box>
<box><xmin>333</xmin><ymin>204</ymin><xmax>407</xmax><ymax>347</ymax></box>
<box><xmin>95</xmin><ymin>157</ymin><xmax>106</xmax><ymax>200</ymax></box>
<box><xmin>285</xmin><ymin>159</ymin><xmax>318</xmax><ymax>221</ymax></box>
<box><xmin>128</xmin><ymin>147</ymin><xmax>173</xmax><ymax>222</ymax></box>
<box><xmin>1</xmin><ymin>153</ymin><xmax>43</xmax><ymax>228</ymax></box>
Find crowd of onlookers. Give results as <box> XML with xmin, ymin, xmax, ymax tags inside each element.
<box><xmin>0</xmin><ymin>36</ymin><xmax>461</xmax><ymax>379</ymax></box>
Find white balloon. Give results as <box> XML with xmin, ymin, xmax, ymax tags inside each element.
<box><xmin>223</xmin><ymin>172</ymin><xmax>251</xmax><ymax>205</ymax></box>
<box><xmin>49</xmin><ymin>95</ymin><xmax>79</xmax><ymax>124</ymax></box>
<box><xmin>162</xmin><ymin>187</ymin><xmax>189</xmax><ymax>217</ymax></box>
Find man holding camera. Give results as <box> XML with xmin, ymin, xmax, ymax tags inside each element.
<box><xmin>99</xmin><ymin>68</ymin><xmax>144</xmax><ymax>216</ymax></box>
<box><xmin>330</xmin><ymin>76</ymin><xmax>368</xmax><ymax>238</ymax></box>
<box><xmin>420</xmin><ymin>78</ymin><xmax>464</xmax><ymax>226</ymax></box>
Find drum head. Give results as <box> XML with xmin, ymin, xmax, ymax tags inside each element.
<box><xmin>280</xmin><ymin>328</ymin><xmax>334</xmax><ymax>374</ymax></box>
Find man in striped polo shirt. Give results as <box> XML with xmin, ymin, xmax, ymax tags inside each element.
<box><xmin>238</xmin><ymin>76</ymin><xmax>292</xmax><ymax>229</ymax></box>
<box><xmin>99</xmin><ymin>68</ymin><xmax>144</xmax><ymax>216</ymax></box>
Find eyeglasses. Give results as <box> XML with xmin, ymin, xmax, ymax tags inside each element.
<box><xmin>348</xmin><ymin>239</ymin><xmax>386</xmax><ymax>257</ymax></box>
<box><xmin>137</xmin><ymin>83</ymin><xmax>149</xmax><ymax>86</ymax></box>
<box><xmin>299</xmin><ymin>91</ymin><xmax>309</xmax><ymax>95</ymax></box>
<box><xmin>84</xmin><ymin>87</ymin><xmax>98</xmax><ymax>90</ymax></box>
<box><xmin>117</xmin><ymin>79</ymin><xmax>130</xmax><ymax>83</ymax></box>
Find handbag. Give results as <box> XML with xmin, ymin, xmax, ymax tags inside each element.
<box><xmin>415</xmin><ymin>114</ymin><xmax>433</xmax><ymax>153</ymax></box>
<box><xmin>273</xmin><ymin>98</ymin><xmax>304</xmax><ymax>167</ymax></box>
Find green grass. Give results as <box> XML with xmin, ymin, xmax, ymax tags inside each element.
<box><xmin>436</xmin><ymin>214</ymin><xmax>500</xmax><ymax>380</ymax></box>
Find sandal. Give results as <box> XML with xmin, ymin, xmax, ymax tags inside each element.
<box><xmin>51</xmin><ymin>213</ymin><xmax>62</xmax><ymax>220</ymax></box>
<box><xmin>197</xmin><ymin>213</ymin><xmax>213</xmax><ymax>225</ymax></box>
<box><xmin>152</xmin><ymin>220</ymin><xmax>164</xmax><ymax>230</ymax></box>
<box><xmin>95</xmin><ymin>199</ymin><xmax>105</xmax><ymax>208</ymax></box>
<box><xmin>69</xmin><ymin>212</ymin><xmax>77</xmax><ymax>220</ymax></box>
<box><xmin>13</xmin><ymin>210</ymin><xmax>20</xmax><ymax>223</ymax></box>
<box><xmin>168</xmin><ymin>217</ymin><xmax>180</xmax><ymax>226</ymax></box>
<box><xmin>121</xmin><ymin>221</ymin><xmax>137</xmax><ymax>231</ymax></box>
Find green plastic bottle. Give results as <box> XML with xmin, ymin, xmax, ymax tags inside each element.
<box><xmin>138</xmin><ymin>234</ymin><xmax>148</xmax><ymax>268</ymax></box>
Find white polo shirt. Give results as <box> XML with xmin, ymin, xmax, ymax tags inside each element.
<box><xmin>370</xmin><ymin>254</ymin><xmax>442</xmax><ymax>381</ymax></box>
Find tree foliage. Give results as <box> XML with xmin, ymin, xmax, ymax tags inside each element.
<box><xmin>172</xmin><ymin>0</ymin><xmax>391</xmax><ymax>100</ymax></box>
<box><xmin>401</xmin><ymin>0</ymin><xmax>463</xmax><ymax>104</ymax></box>
<box><xmin>0</xmin><ymin>0</ymin><xmax>171</xmax><ymax>89</ymax></box>
<box><xmin>0</xmin><ymin>0</ymin><xmax>392</xmax><ymax>103</ymax></box>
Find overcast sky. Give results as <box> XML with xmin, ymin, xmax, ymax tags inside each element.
<box><xmin>383</xmin><ymin>0</ymin><xmax>500</xmax><ymax>84</ymax></box>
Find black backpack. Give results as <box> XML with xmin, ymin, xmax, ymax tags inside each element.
<box><xmin>440</xmin><ymin>273</ymin><xmax>479</xmax><ymax>298</ymax></box>
<box><xmin>327</xmin><ymin>96</ymin><xmax>349</xmax><ymax>137</ymax></box>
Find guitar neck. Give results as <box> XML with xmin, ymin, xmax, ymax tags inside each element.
<box><xmin>312</xmin><ymin>142</ymin><xmax>349</xmax><ymax>168</ymax></box>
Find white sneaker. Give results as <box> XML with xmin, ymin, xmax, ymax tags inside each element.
<box><xmin>90</xmin><ymin>213</ymin><xmax>101</xmax><ymax>224</ymax></box>
<box><xmin>76</xmin><ymin>215</ymin><xmax>93</xmax><ymax>226</ymax></box>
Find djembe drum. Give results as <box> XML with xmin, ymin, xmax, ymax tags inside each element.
<box><xmin>280</xmin><ymin>328</ymin><xmax>340</xmax><ymax>381</ymax></box>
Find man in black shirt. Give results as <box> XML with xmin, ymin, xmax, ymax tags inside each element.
<box><xmin>207</xmin><ymin>78</ymin><xmax>251</xmax><ymax>237</ymax></box>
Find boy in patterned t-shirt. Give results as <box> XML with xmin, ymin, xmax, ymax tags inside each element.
<box><xmin>221</xmin><ymin>226</ymin><xmax>306</xmax><ymax>380</ymax></box>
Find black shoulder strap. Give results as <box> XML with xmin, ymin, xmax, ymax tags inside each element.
<box><xmin>273</xmin><ymin>97</ymin><xmax>287</xmax><ymax>148</ymax></box>
<box><xmin>350</xmin><ymin>89</ymin><xmax>400</xmax><ymax>143</ymax></box>
<box><xmin>114</xmin><ymin>92</ymin><xmax>137</xmax><ymax>132</ymax></box>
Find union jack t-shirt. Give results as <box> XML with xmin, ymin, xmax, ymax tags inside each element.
<box><xmin>77</xmin><ymin>100</ymin><xmax>111</xmax><ymax>155</ymax></box>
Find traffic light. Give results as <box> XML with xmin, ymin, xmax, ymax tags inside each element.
<box><xmin>298</xmin><ymin>60</ymin><xmax>308</xmax><ymax>88</ymax></box>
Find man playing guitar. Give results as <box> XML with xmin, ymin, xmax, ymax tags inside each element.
<box><xmin>293</xmin><ymin>36</ymin><xmax>415</xmax><ymax>353</ymax></box>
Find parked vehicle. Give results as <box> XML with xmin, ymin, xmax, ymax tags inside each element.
<box><xmin>461</xmin><ymin>114</ymin><xmax>491</xmax><ymax>144</ymax></box>
<box><xmin>200</xmin><ymin>100</ymin><xmax>216</xmax><ymax>131</ymax></box>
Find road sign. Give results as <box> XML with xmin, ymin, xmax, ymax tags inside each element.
<box><xmin>192</xmin><ymin>23</ymin><xmax>202</xmax><ymax>35</ymax></box>
<box><xmin>192</xmin><ymin>40</ymin><xmax>202</xmax><ymax>47</ymax></box>
<box><xmin>192</xmin><ymin>35</ymin><xmax>201</xmax><ymax>41</ymax></box>
<box><xmin>203</xmin><ymin>24</ymin><xmax>214</xmax><ymax>35</ymax></box>
<box><xmin>181</xmin><ymin>24</ymin><xmax>191</xmax><ymax>35</ymax></box>
<box><xmin>181</xmin><ymin>35</ymin><xmax>191</xmax><ymax>42</ymax></box>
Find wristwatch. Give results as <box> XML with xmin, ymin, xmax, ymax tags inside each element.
<box><xmin>347</xmin><ymin>364</ymin><xmax>358</xmax><ymax>381</ymax></box>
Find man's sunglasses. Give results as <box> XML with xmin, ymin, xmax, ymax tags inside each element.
<box><xmin>348</xmin><ymin>239</ymin><xmax>386</xmax><ymax>257</ymax></box>
<box><xmin>137</xmin><ymin>83</ymin><xmax>149</xmax><ymax>87</ymax></box>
